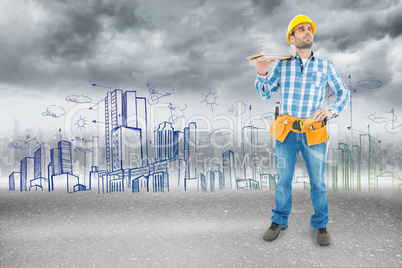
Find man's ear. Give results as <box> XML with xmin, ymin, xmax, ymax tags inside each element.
<box><xmin>289</xmin><ymin>35</ymin><xmax>294</xmax><ymax>45</ymax></box>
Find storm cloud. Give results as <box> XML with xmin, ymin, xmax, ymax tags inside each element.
<box><xmin>1</xmin><ymin>0</ymin><xmax>401</xmax><ymax>132</ymax></box>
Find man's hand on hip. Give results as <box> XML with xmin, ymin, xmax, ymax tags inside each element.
<box><xmin>313</xmin><ymin>109</ymin><xmax>332</xmax><ymax>122</ymax></box>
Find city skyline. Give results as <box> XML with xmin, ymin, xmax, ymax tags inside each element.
<box><xmin>6</xmin><ymin>87</ymin><xmax>402</xmax><ymax>194</ymax></box>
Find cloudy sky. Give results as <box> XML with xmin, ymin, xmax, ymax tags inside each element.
<box><xmin>1</xmin><ymin>0</ymin><xmax>401</xmax><ymax>139</ymax></box>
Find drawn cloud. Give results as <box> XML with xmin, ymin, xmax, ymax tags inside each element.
<box><xmin>65</xmin><ymin>95</ymin><xmax>92</xmax><ymax>103</ymax></box>
<box><xmin>260</xmin><ymin>112</ymin><xmax>275</xmax><ymax>121</ymax></box>
<box><xmin>209</xmin><ymin>128</ymin><xmax>233</xmax><ymax>138</ymax></box>
<box><xmin>74</xmin><ymin>147</ymin><xmax>93</xmax><ymax>153</ymax></box>
<box><xmin>357</xmin><ymin>80</ymin><xmax>382</xmax><ymax>89</ymax></box>
<box><xmin>367</xmin><ymin>110</ymin><xmax>393</xmax><ymax>124</ymax></box>
<box><xmin>8</xmin><ymin>140</ymin><xmax>30</xmax><ymax>150</ymax></box>
<box><xmin>228</xmin><ymin>101</ymin><xmax>247</xmax><ymax>116</ymax></box>
<box><xmin>42</xmin><ymin>105</ymin><xmax>66</xmax><ymax>118</ymax></box>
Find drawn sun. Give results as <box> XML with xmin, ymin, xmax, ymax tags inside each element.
<box><xmin>75</xmin><ymin>115</ymin><xmax>87</xmax><ymax>131</ymax></box>
<box><xmin>200</xmin><ymin>88</ymin><xmax>219</xmax><ymax>112</ymax></box>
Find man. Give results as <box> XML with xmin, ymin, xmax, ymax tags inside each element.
<box><xmin>254</xmin><ymin>15</ymin><xmax>350</xmax><ymax>247</ymax></box>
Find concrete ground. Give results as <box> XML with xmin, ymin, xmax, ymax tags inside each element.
<box><xmin>1</xmin><ymin>188</ymin><xmax>401</xmax><ymax>267</ymax></box>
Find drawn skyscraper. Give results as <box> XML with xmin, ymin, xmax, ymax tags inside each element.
<box><xmin>242</xmin><ymin>126</ymin><xmax>259</xmax><ymax>181</ymax></box>
<box><xmin>50</xmin><ymin>148</ymin><xmax>61</xmax><ymax>176</ymax></box>
<box><xmin>104</xmin><ymin>89</ymin><xmax>148</xmax><ymax>192</ymax></box>
<box><xmin>199</xmin><ymin>173</ymin><xmax>207</xmax><ymax>192</ymax></box>
<box><xmin>222</xmin><ymin>150</ymin><xmax>236</xmax><ymax>190</ymax></box>
<box><xmin>49</xmin><ymin>140</ymin><xmax>80</xmax><ymax>193</ymax></box>
<box><xmin>328</xmin><ymin>148</ymin><xmax>338</xmax><ymax>192</ymax></box>
<box><xmin>88</xmin><ymin>137</ymin><xmax>100</xmax><ymax>191</ymax></box>
<box><xmin>209</xmin><ymin>168</ymin><xmax>224</xmax><ymax>192</ymax></box>
<box><xmin>105</xmin><ymin>90</ymin><xmax>148</xmax><ymax>171</ymax></box>
<box><xmin>184</xmin><ymin>122</ymin><xmax>197</xmax><ymax>190</ymax></box>
<box><xmin>338</xmin><ymin>143</ymin><xmax>351</xmax><ymax>191</ymax></box>
<box><xmin>9</xmin><ymin>172</ymin><xmax>20</xmax><ymax>191</ymax></box>
<box><xmin>77</xmin><ymin>137</ymin><xmax>99</xmax><ymax>191</ymax></box>
<box><xmin>209</xmin><ymin>169</ymin><xmax>215</xmax><ymax>192</ymax></box>
<box><xmin>173</xmin><ymin>131</ymin><xmax>184</xmax><ymax>160</ymax></box>
<box><xmin>92</xmin><ymin>137</ymin><xmax>99</xmax><ymax>169</ymax></box>
<box><xmin>31</xmin><ymin>147</ymin><xmax>47</xmax><ymax>190</ymax></box>
<box><xmin>156</xmin><ymin>122</ymin><xmax>174</xmax><ymax>161</ymax></box>
<box><xmin>352</xmin><ymin>144</ymin><xmax>362</xmax><ymax>191</ymax></box>
<box><xmin>59</xmin><ymin>140</ymin><xmax>73</xmax><ymax>174</ymax></box>
<box><xmin>20</xmin><ymin>157</ymin><xmax>34</xmax><ymax>192</ymax></box>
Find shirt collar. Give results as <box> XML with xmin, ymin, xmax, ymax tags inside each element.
<box><xmin>292</xmin><ymin>51</ymin><xmax>316</xmax><ymax>60</ymax></box>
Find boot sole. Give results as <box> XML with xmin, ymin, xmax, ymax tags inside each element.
<box><xmin>318</xmin><ymin>241</ymin><xmax>331</xmax><ymax>247</ymax></box>
<box><xmin>263</xmin><ymin>226</ymin><xmax>288</xmax><ymax>242</ymax></box>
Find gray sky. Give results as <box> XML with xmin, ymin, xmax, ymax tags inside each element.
<box><xmin>1</xmin><ymin>0</ymin><xmax>401</xmax><ymax>138</ymax></box>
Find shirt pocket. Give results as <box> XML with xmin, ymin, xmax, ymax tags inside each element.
<box><xmin>313</xmin><ymin>71</ymin><xmax>327</xmax><ymax>88</ymax></box>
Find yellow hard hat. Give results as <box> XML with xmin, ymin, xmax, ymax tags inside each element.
<box><xmin>286</xmin><ymin>14</ymin><xmax>316</xmax><ymax>45</ymax></box>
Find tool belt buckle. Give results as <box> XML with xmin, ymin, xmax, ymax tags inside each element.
<box><xmin>292</xmin><ymin>120</ymin><xmax>303</xmax><ymax>131</ymax></box>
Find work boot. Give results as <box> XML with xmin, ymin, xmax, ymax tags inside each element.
<box><xmin>317</xmin><ymin>227</ymin><xmax>331</xmax><ymax>247</ymax></box>
<box><xmin>263</xmin><ymin>222</ymin><xmax>287</xmax><ymax>242</ymax></box>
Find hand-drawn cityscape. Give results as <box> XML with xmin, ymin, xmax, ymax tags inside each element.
<box><xmin>5</xmin><ymin>80</ymin><xmax>402</xmax><ymax>194</ymax></box>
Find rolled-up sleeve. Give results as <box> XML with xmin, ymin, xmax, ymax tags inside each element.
<box><xmin>327</xmin><ymin>62</ymin><xmax>350</xmax><ymax>114</ymax></box>
<box><xmin>255</xmin><ymin>61</ymin><xmax>280</xmax><ymax>100</ymax></box>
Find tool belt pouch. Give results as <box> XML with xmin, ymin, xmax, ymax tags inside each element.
<box><xmin>305</xmin><ymin>123</ymin><xmax>329</xmax><ymax>146</ymax></box>
<box><xmin>269</xmin><ymin>117</ymin><xmax>292</xmax><ymax>142</ymax></box>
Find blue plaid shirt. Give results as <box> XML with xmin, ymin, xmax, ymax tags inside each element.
<box><xmin>255</xmin><ymin>52</ymin><xmax>350</xmax><ymax>118</ymax></box>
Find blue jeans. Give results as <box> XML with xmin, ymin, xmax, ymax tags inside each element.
<box><xmin>271</xmin><ymin>131</ymin><xmax>329</xmax><ymax>230</ymax></box>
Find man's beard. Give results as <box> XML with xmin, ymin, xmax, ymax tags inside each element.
<box><xmin>294</xmin><ymin>37</ymin><xmax>313</xmax><ymax>49</ymax></box>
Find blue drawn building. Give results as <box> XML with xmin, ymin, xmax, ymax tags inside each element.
<box><xmin>103</xmin><ymin>89</ymin><xmax>148</xmax><ymax>192</ymax></box>
<box><xmin>222</xmin><ymin>150</ymin><xmax>236</xmax><ymax>190</ymax></box>
<box><xmin>9</xmin><ymin>172</ymin><xmax>20</xmax><ymax>191</ymax></box>
<box><xmin>127</xmin><ymin>159</ymin><xmax>171</xmax><ymax>194</ymax></box>
<box><xmin>199</xmin><ymin>173</ymin><xmax>207</xmax><ymax>192</ymax></box>
<box><xmin>50</xmin><ymin>148</ymin><xmax>60</xmax><ymax>176</ymax></box>
<box><xmin>132</xmin><ymin>175</ymin><xmax>148</xmax><ymax>193</ymax></box>
<box><xmin>236</xmin><ymin>178</ymin><xmax>260</xmax><ymax>191</ymax></box>
<box><xmin>30</xmin><ymin>147</ymin><xmax>47</xmax><ymax>191</ymax></box>
<box><xmin>260</xmin><ymin>174</ymin><xmax>269</xmax><ymax>190</ymax></box>
<box><xmin>20</xmin><ymin>157</ymin><xmax>34</xmax><ymax>192</ymax></box>
<box><xmin>151</xmin><ymin>122</ymin><xmax>173</xmax><ymax>192</ymax></box>
<box><xmin>260</xmin><ymin>173</ymin><xmax>277</xmax><ymax>191</ymax></box>
<box><xmin>173</xmin><ymin>130</ymin><xmax>184</xmax><ymax>160</ymax></box>
<box><xmin>148</xmin><ymin>121</ymin><xmax>189</xmax><ymax>193</ymax></box>
<box><xmin>156</xmin><ymin>122</ymin><xmax>174</xmax><ymax>161</ymax></box>
<box><xmin>49</xmin><ymin>140</ymin><xmax>80</xmax><ymax>193</ymax></box>
<box><xmin>184</xmin><ymin>122</ymin><xmax>197</xmax><ymax>190</ymax></box>
<box><xmin>209</xmin><ymin>168</ymin><xmax>224</xmax><ymax>192</ymax></box>
<box><xmin>88</xmin><ymin>136</ymin><xmax>103</xmax><ymax>192</ymax></box>
<box><xmin>72</xmin><ymin>137</ymin><xmax>99</xmax><ymax>192</ymax></box>
<box><xmin>241</xmin><ymin>126</ymin><xmax>260</xmax><ymax>185</ymax></box>
<box><xmin>151</xmin><ymin>161</ymin><xmax>169</xmax><ymax>192</ymax></box>
<box><xmin>59</xmin><ymin>140</ymin><xmax>73</xmax><ymax>174</ymax></box>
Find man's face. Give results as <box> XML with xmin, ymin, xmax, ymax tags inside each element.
<box><xmin>290</xmin><ymin>22</ymin><xmax>313</xmax><ymax>49</ymax></box>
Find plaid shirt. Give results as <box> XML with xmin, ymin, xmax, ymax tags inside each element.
<box><xmin>255</xmin><ymin>52</ymin><xmax>350</xmax><ymax>118</ymax></box>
